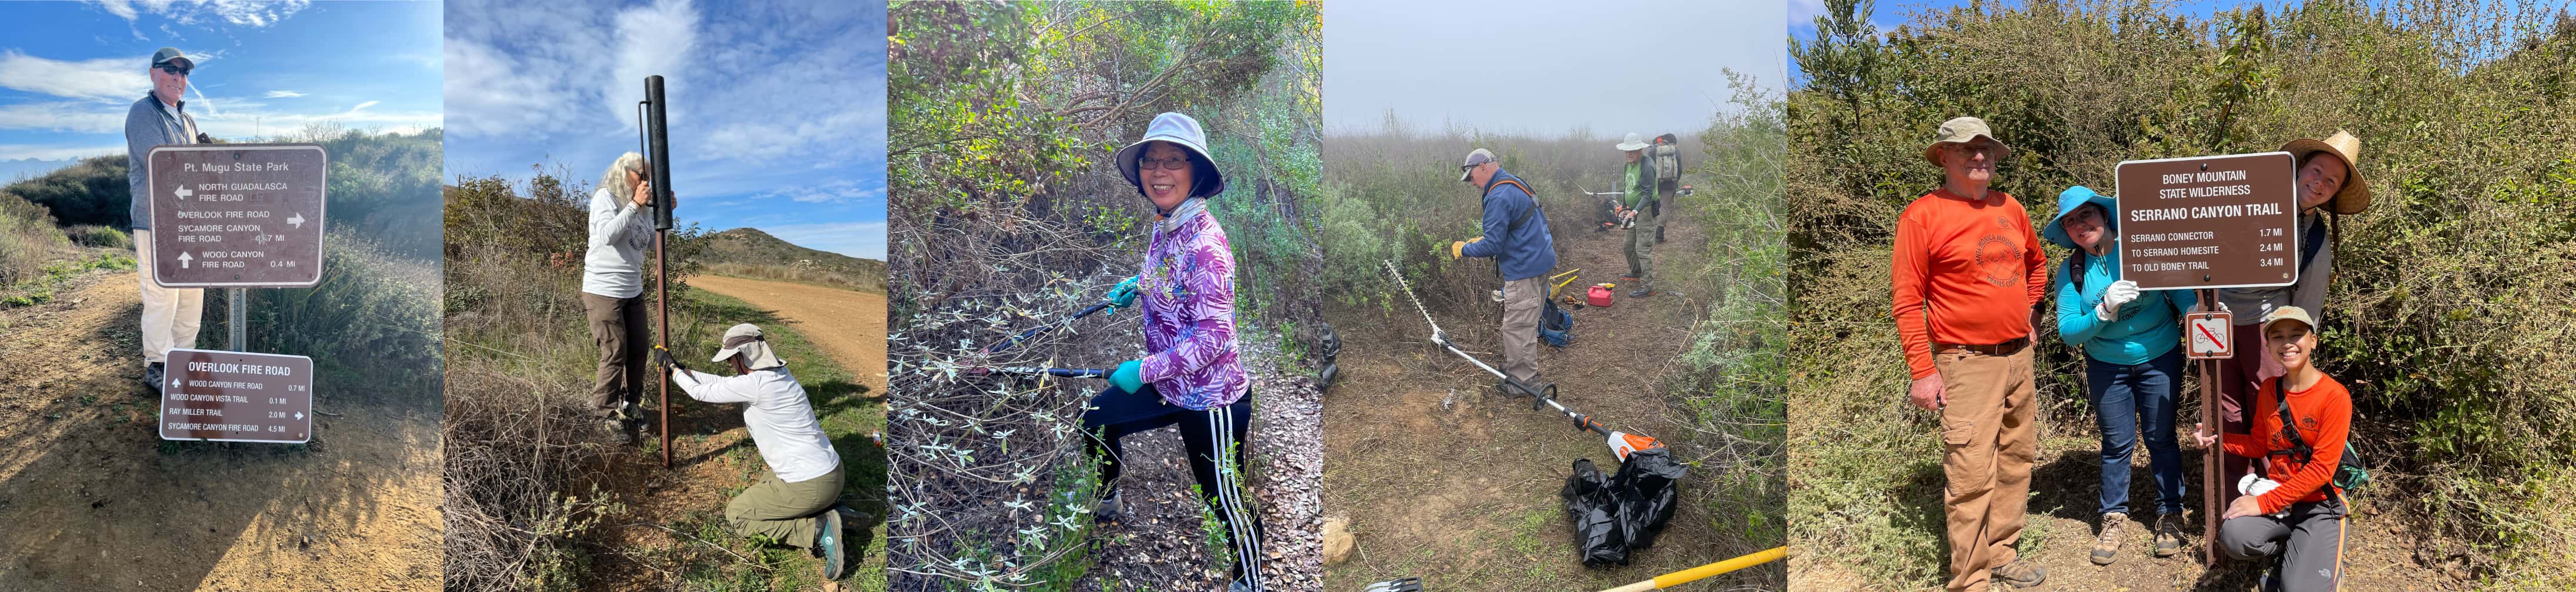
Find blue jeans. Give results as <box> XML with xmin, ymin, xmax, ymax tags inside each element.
<box><xmin>2088</xmin><ymin>348</ymin><xmax>2185</xmax><ymax>517</ymax></box>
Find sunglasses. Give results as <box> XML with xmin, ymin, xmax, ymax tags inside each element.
<box><xmin>157</xmin><ymin>64</ymin><xmax>191</xmax><ymax>77</ymax></box>
<box><xmin>1138</xmin><ymin>156</ymin><xmax>1193</xmax><ymax>170</ymax></box>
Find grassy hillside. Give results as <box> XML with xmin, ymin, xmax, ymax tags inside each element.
<box><xmin>699</xmin><ymin>227</ymin><xmax>886</xmax><ymax>293</ymax></box>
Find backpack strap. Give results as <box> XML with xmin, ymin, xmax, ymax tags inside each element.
<box><xmin>2297</xmin><ymin>214</ymin><xmax>2330</xmax><ymax>274</ymax></box>
<box><xmin>2268</xmin><ymin>377</ymin><xmax>2317</xmax><ymax>470</ymax></box>
<box><xmin>1491</xmin><ymin>178</ymin><xmax>1543</xmax><ymax>231</ymax></box>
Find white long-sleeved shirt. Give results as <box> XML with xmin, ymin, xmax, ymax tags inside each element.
<box><xmin>582</xmin><ymin>187</ymin><xmax>654</xmax><ymax>299</ymax></box>
<box><xmin>672</xmin><ymin>367</ymin><xmax>841</xmax><ymax>483</ymax></box>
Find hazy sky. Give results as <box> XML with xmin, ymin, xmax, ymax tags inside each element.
<box><xmin>1324</xmin><ymin>0</ymin><xmax>1786</xmax><ymax>138</ymax></box>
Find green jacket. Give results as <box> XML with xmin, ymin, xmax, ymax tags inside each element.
<box><xmin>1623</xmin><ymin>158</ymin><xmax>1660</xmax><ymax>209</ymax></box>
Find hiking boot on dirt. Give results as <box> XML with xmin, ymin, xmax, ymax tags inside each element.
<box><xmin>1093</xmin><ymin>490</ymin><xmax>1123</xmax><ymax>523</ymax></box>
<box><xmin>815</xmin><ymin>508</ymin><xmax>846</xmax><ymax>580</ymax></box>
<box><xmin>144</xmin><ymin>362</ymin><xmax>165</xmax><ymax>393</ymax></box>
<box><xmin>2091</xmin><ymin>511</ymin><xmax>2127</xmax><ymax>565</ymax></box>
<box><xmin>2153</xmin><ymin>513</ymin><xmax>2183</xmax><ymax>558</ymax></box>
<box><xmin>1627</xmin><ymin>288</ymin><xmax>1654</xmax><ymax>298</ymax></box>
<box><xmin>1990</xmin><ymin>560</ymin><xmax>2047</xmax><ymax>588</ymax></box>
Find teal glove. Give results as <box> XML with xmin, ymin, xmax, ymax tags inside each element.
<box><xmin>1105</xmin><ymin>275</ymin><xmax>1142</xmax><ymax>309</ymax></box>
<box><xmin>1109</xmin><ymin>360</ymin><xmax>1144</xmax><ymax>394</ymax></box>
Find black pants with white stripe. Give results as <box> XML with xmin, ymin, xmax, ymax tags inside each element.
<box><xmin>1085</xmin><ymin>384</ymin><xmax>1265</xmax><ymax>590</ymax></box>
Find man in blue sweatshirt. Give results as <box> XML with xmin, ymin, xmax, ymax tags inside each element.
<box><xmin>1450</xmin><ymin>148</ymin><xmax>1557</xmax><ymax>387</ymax></box>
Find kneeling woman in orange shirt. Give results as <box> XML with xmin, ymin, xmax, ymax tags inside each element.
<box><xmin>2194</xmin><ymin>305</ymin><xmax>2349</xmax><ymax>592</ymax></box>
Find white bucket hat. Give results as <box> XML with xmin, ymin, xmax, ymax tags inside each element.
<box><xmin>1113</xmin><ymin>112</ymin><xmax>1227</xmax><ymax>198</ymax></box>
<box><xmin>711</xmin><ymin>323</ymin><xmax>785</xmax><ymax>370</ymax></box>
<box><xmin>1616</xmin><ymin>132</ymin><xmax>1650</xmax><ymax>152</ymax></box>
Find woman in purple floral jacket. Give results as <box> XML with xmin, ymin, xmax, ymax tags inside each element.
<box><xmin>1082</xmin><ymin>112</ymin><xmax>1266</xmax><ymax>592</ymax></box>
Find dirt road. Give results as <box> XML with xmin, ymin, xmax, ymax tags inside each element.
<box><xmin>0</xmin><ymin>270</ymin><xmax>442</xmax><ymax>590</ymax></box>
<box><xmin>690</xmin><ymin>274</ymin><xmax>888</xmax><ymax>393</ymax></box>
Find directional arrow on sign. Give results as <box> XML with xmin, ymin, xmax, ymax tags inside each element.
<box><xmin>169</xmin><ymin>377</ymin><xmax>181</xmax><ymax>389</ymax></box>
<box><xmin>174</xmin><ymin>186</ymin><xmax>192</xmax><ymax>199</ymax></box>
<box><xmin>177</xmin><ymin>251</ymin><xmax>193</xmax><ymax>268</ymax></box>
<box><xmin>294</xmin><ymin>411</ymin><xmax>305</xmax><ymax>421</ymax></box>
<box><xmin>288</xmin><ymin>212</ymin><xmax>305</xmax><ymax>229</ymax></box>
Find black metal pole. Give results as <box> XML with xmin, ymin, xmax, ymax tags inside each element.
<box><xmin>645</xmin><ymin>75</ymin><xmax>675</xmax><ymax>469</ymax></box>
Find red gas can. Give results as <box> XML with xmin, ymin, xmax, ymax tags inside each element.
<box><xmin>1587</xmin><ymin>284</ymin><xmax>1615</xmax><ymax>308</ymax></box>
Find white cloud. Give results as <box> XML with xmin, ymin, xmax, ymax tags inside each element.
<box><xmin>0</xmin><ymin>51</ymin><xmax>148</xmax><ymax>101</ymax></box>
<box><xmin>91</xmin><ymin>1</ymin><xmax>139</xmax><ymax>21</ymax></box>
<box><xmin>90</xmin><ymin>0</ymin><xmax>312</xmax><ymax>27</ymax></box>
<box><xmin>605</xmin><ymin>0</ymin><xmax>700</xmax><ymax>132</ymax></box>
<box><xmin>263</xmin><ymin>90</ymin><xmax>305</xmax><ymax>98</ymax></box>
<box><xmin>0</xmin><ymin>143</ymin><xmax>125</xmax><ymax>161</ymax></box>
<box><xmin>758</xmin><ymin>221</ymin><xmax>888</xmax><ymax>260</ymax></box>
<box><xmin>758</xmin><ymin>179</ymin><xmax>882</xmax><ymax>204</ymax></box>
<box><xmin>0</xmin><ymin>101</ymin><xmax>129</xmax><ymax>134</ymax></box>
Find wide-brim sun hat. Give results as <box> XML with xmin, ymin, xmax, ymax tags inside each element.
<box><xmin>2041</xmin><ymin>185</ymin><xmax>2118</xmax><ymax>250</ymax></box>
<box><xmin>1615</xmin><ymin>132</ymin><xmax>1650</xmax><ymax>152</ymax></box>
<box><xmin>1921</xmin><ymin>116</ymin><xmax>2009</xmax><ymax>165</ymax></box>
<box><xmin>1114</xmin><ymin>112</ymin><xmax>1226</xmax><ymax>199</ymax></box>
<box><xmin>2278</xmin><ymin>131</ymin><xmax>2371</xmax><ymax>215</ymax></box>
<box><xmin>710</xmin><ymin>323</ymin><xmax>786</xmax><ymax>370</ymax></box>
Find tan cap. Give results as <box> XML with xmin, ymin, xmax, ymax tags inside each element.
<box><xmin>2260</xmin><ymin>305</ymin><xmax>2316</xmax><ymax>332</ymax></box>
<box><xmin>1922</xmin><ymin>117</ymin><xmax>2008</xmax><ymax>164</ymax></box>
<box><xmin>2278</xmin><ymin>131</ymin><xmax>2371</xmax><ymax>215</ymax></box>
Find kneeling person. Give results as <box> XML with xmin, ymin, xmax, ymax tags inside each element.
<box><xmin>2194</xmin><ymin>307</ymin><xmax>2349</xmax><ymax>592</ymax></box>
<box><xmin>659</xmin><ymin>324</ymin><xmax>859</xmax><ymax>580</ymax></box>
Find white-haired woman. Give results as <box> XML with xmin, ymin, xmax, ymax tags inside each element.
<box><xmin>582</xmin><ymin>152</ymin><xmax>674</xmax><ymax>438</ymax></box>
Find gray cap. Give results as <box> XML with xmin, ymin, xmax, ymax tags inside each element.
<box><xmin>150</xmin><ymin>47</ymin><xmax>192</xmax><ymax>69</ymax></box>
<box><xmin>711</xmin><ymin>323</ymin><xmax>786</xmax><ymax>370</ymax></box>
<box><xmin>1458</xmin><ymin>148</ymin><xmax>1499</xmax><ymax>182</ymax></box>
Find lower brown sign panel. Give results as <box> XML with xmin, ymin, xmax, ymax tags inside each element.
<box><xmin>157</xmin><ymin>348</ymin><xmax>315</xmax><ymax>443</ymax></box>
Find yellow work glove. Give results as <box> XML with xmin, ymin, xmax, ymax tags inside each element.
<box><xmin>1450</xmin><ymin>237</ymin><xmax>1481</xmax><ymax>260</ymax></box>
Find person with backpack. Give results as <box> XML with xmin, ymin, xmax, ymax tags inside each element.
<box><xmin>1450</xmin><ymin>147</ymin><xmax>1557</xmax><ymax>390</ymax></box>
<box><xmin>1892</xmin><ymin>117</ymin><xmax>2050</xmax><ymax>592</ymax></box>
<box><xmin>2211</xmin><ymin>132</ymin><xmax>2370</xmax><ymax>481</ymax></box>
<box><xmin>1080</xmin><ymin>112</ymin><xmax>1269</xmax><ymax>592</ymax></box>
<box><xmin>2044</xmin><ymin>185</ymin><xmax>2196</xmax><ymax>566</ymax></box>
<box><xmin>1614</xmin><ymin>132</ymin><xmax>1661</xmax><ymax>297</ymax></box>
<box><xmin>2194</xmin><ymin>305</ymin><xmax>2351</xmax><ymax>592</ymax></box>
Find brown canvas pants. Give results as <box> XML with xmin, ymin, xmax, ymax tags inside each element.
<box><xmin>581</xmin><ymin>292</ymin><xmax>650</xmax><ymax>419</ymax></box>
<box><xmin>1499</xmin><ymin>276</ymin><xmax>1543</xmax><ymax>385</ymax></box>
<box><xmin>1936</xmin><ymin>342</ymin><xmax>2038</xmax><ymax>592</ymax></box>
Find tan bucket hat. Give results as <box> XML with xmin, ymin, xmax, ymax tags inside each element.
<box><xmin>1921</xmin><ymin>117</ymin><xmax>2008</xmax><ymax>164</ymax></box>
<box><xmin>711</xmin><ymin>323</ymin><xmax>786</xmax><ymax>370</ymax></box>
<box><xmin>1616</xmin><ymin>132</ymin><xmax>1650</xmax><ymax>152</ymax></box>
<box><xmin>2278</xmin><ymin>131</ymin><xmax>2371</xmax><ymax>215</ymax></box>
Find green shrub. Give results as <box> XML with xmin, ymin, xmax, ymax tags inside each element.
<box><xmin>65</xmin><ymin>225</ymin><xmax>129</xmax><ymax>249</ymax></box>
<box><xmin>0</xmin><ymin>190</ymin><xmax>71</xmax><ymax>288</ymax></box>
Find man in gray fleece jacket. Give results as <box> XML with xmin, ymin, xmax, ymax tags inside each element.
<box><xmin>125</xmin><ymin>46</ymin><xmax>205</xmax><ymax>393</ymax></box>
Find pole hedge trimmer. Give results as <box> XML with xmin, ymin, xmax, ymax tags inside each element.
<box><xmin>1383</xmin><ymin>259</ymin><xmax>1660</xmax><ymax>458</ymax></box>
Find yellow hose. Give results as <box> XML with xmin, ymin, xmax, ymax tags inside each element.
<box><xmin>1598</xmin><ymin>546</ymin><xmax>1787</xmax><ymax>592</ymax></box>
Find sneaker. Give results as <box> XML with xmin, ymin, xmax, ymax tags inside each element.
<box><xmin>1991</xmin><ymin>560</ymin><xmax>2047</xmax><ymax>587</ymax></box>
<box><xmin>2153</xmin><ymin>513</ymin><xmax>2183</xmax><ymax>557</ymax></box>
<box><xmin>2091</xmin><ymin>511</ymin><xmax>2127</xmax><ymax>565</ymax></box>
<box><xmin>816</xmin><ymin>509</ymin><xmax>846</xmax><ymax>580</ymax></box>
<box><xmin>144</xmin><ymin>362</ymin><xmax>166</xmax><ymax>393</ymax></box>
<box><xmin>1093</xmin><ymin>490</ymin><xmax>1123</xmax><ymax>523</ymax></box>
<box><xmin>618</xmin><ymin>402</ymin><xmax>646</xmax><ymax>421</ymax></box>
<box><xmin>1229</xmin><ymin>577</ymin><xmax>1259</xmax><ymax>592</ymax></box>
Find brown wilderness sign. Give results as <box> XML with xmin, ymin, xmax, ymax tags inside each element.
<box><xmin>158</xmin><ymin>348</ymin><xmax>314</xmax><ymax>444</ymax></box>
<box><xmin>145</xmin><ymin>143</ymin><xmax>326</xmax><ymax>288</ymax></box>
<box><xmin>2114</xmin><ymin>152</ymin><xmax>2298</xmax><ymax>290</ymax></box>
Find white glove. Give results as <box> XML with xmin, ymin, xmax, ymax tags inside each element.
<box><xmin>2238</xmin><ymin>473</ymin><xmax>2291</xmax><ymax>518</ymax></box>
<box><xmin>2097</xmin><ymin>280</ymin><xmax>2141</xmax><ymax>321</ymax></box>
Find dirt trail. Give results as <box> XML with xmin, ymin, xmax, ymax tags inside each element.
<box><xmin>0</xmin><ymin>270</ymin><xmax>442</xmax><ymax>590</ymax></box>
<box><xmin>691</xmin><ymin>274</ymin><xmax>889</xmax><ymax>393</ymax></box>
<box><xmin>1322</xmin><ymin>199</ymin><xmax>1747</xmax><ymax>590</ymax></box>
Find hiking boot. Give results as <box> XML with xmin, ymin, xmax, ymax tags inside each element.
<box><xmin>618</xmin><ymin>402</ymin><xmax>647</xmax><ymax>422</ymax></box>
<box><xmin>1627</xmin><ymin>288</ymin><xmax>1654</xmax><ymax>298</ymax></box>
<box><xmin>2153</xmin><ymin>513</ymin><xmax>2183</xmax><ymax>557</ymax></box>
<box><xmin>144</xmin><ymin>362</ymin><xmax>165</xmax><ymax>393</ymax></box>
<box><xmin>1991</xmin><ymin>560</ymin><xmax>2046</xmax><ymax>588</ymax></box>
<box><xmin>1229</xmin><ymin>577</ymin><xmax>1259</xmax><ymax>592</ymax></box>
<box><xmin>2091</xmin><ymin>511</ymin><xmax>2127</xmax><ymax>565</ymax></box>
<box><xmin>815</xmin><ymin>508</ymin><xmax>846</xmax><ymax>580</ymax></box>
<box><xmin>1093</xmin><ymin>490</ymin><xmax>1123</xmax><ymax>523</ymax></box>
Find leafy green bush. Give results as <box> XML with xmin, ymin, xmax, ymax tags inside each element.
<box><xmin>64</xmin><ymin>224</ymin><xmax>128</xmax><ymax>249</ymax></box>
<box><xmin>0</xmin><ymin>189</ymin><xmax>70</xmax><ymax>287</ymax></box>
<box><xmin>1786</xmin><ymin>0</ymin><xmax>2576</xmax><ymax>587</ymax></box>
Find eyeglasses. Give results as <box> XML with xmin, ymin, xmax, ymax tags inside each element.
<box><xmin>1139</xmin><ymin>156</ymin><xmax>1192</xmax><ymax>170</ymax></box>
<box><xmin>157</xmin><ymin>64</ymin><xmax>191</xmax><ymax>77</ymax></box>
<box><xmin>1945</xmin><ymin>142</ymin><xmax>2000</xmax><ymax>157</ymax></box>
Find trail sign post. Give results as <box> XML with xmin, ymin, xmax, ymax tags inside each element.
<box><xmin>157</xmin><ymin>348</ymin><xmax>313</xmax><ymax>444</ymax></box>
<box><xmin>145</xmin><ymin>144</ymin><xmax>328</xmax><ymax>288</ymax></box>
<box><xmin>640</xmin><ymin>74</ymin><xmax>677</xmax><ymax>468</ymax></box>
<box><xmin>2113</xmin><ymin>152</ymin><xmax>2298</xmax><ymax>290</ymax></box>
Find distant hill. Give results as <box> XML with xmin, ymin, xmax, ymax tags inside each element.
<box><xmin>699</xmin><ymin>227</ymin><xmax>887</xmax><ymax>293</ymax></box>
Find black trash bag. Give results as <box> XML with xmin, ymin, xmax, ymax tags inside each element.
<box><xmin>1611</xmin><ymin>447</ymin><xmax>1687</xmax><ymax>551</ymax></box>
<box><xmin>1560</xmin><ymin>457</ymin><xmax>1627</xmax><ymax>567</ymax></box>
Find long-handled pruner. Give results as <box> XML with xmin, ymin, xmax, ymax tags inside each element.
<box><xmin>1596</xmin><ymin>546</ymin><xmax>1788</xmax><ymax>591</ymax></box>
<box><xmin>1383</xmin><ymin>259</ymin><xmax>1663</xmax><ymax>459</ymax></box>
<box><xmin>977</xmin><ymin>302</ymin><xmax>1115</xmax><ymax>356</ymax></box>
<box><xmin>965</xmin><ymin>366</ymin><xmax>1110</xmax><ymax>380</ymax></box>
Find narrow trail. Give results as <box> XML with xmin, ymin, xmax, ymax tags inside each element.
<box><xmin>1322</xmin><ymin>198</ymin><xmax>1734</xmax><ymax>591</ymax></box>
<box><xmin>690</xmin><ymin>274</ymin><xmax>889</xmax><ymax>393</ymax></box>
<box><xmin>0</xmin><ymin>270</ymin><xmax>442</xmax><ymax>591</ymax></box>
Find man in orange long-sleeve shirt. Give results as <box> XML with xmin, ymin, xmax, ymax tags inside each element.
<box><xmin>1891</xmin><ymin>117</ymin><xmax>2050</xmax><ymax>592</ymax></box>
<box><xmin>2196</xmin><ymin>306</ymin><xmax>2349</xmax><ymax>591</ymax></box>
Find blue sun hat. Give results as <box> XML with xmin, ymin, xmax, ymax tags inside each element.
<box><xmin>2042</xmin><ymin>185</ymin><xmax>2118</xmax><ymax>249</ymax></box>
<box><xmin>1114</xmin><ymin>112</ymin><xmax>1226</xmax><ymax>199</ymax></box>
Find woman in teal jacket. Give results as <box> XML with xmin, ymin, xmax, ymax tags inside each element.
<box><xmin>2047</xmin><ymin>185</ymin><xmax>2197</xmax><ymax>566</ymax></box>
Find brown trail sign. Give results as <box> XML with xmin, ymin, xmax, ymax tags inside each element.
<box><xmin>145</xmin><ymin>143</ymin><xmax>327</xmax><ymax>288</ymax></box>
<box><xmin>2113</xmin><ymin>152</ymin><xmax>2299</xmax><ymax>290</ymax></box>
<box><xmin>158</xmin><ymin>348</ymin><xmax>315</xmax><ymax>444</ymax></box>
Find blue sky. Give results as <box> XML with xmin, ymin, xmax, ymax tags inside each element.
<box><xmin>443</xmin><ymin>0</ymin><xmax>886</xmax><ymax>260</ymax></box>
<box><xmin>0</xmin><ymin>0</ymin><xmax>442</xmax><ymax>182</ymax></box>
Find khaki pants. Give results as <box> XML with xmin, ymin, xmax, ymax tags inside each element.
<box><xmin>1500</xmin><ymin>276</ymin><xmax>1542</xmax><ymax>384</ymax></box>
<box><xmin>725</xmin><ymin>465</ymin><xmax>845</xmax><ymax>548</ymax></box>
<box><xmin>133</xmin><ymin>232</ymin><xmax>204</xmax><ymax>364</ymax></box>
<box><xmin>1623</xmin><ymin>207</ymin><xmax>1656</xmax><ymax>287</ymax></box>
<box><xmin>1936</xmin><ymin>343</ymin><xmax>2038</xmax><ymax>592</ymax></box>
<box><xmin>581</xmin><ymin>292</ymin><xmax>650</xmax><ymax>418</ymax></box>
